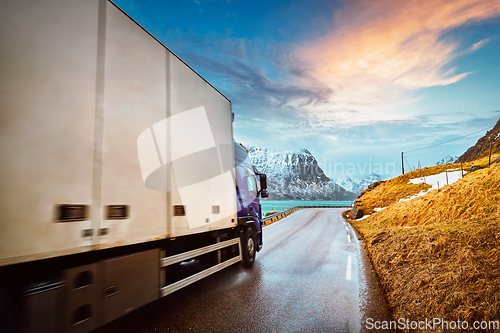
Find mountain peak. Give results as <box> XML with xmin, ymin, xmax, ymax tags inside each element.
<box><xmin>436</xmin><ymin>155</ymin><xmax>458</xmax><ymax>165</ymax></box>
<box><xmin>246</xmin><ymin>146</ymin><xmax>357</xmax><ymax>201</ymax></box>
<box><xmin>334</xmin><ymin>173</ymin><xmax>384</xmax><ymax>195</ymax></box>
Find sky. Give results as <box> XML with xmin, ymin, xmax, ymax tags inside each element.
<box><xmin>114</xmin><ymin>0</ymin><xmax>500</xmax><ymax>180</ymax></box>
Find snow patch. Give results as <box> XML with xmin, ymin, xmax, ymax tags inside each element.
<box><xmin>396</xmin><ymin>169</ymin><xmax>465</xmax><ymax>203</ymax></box>
<box><xmin>409</xmin><ymin>170</ymin><xmax>464</xmax><ymax>189</ymax></box>
<box><xmin>397</xmin><ymin>189</ymin><xmax>431</xmax><ymax>203</ymax></box>
<box><xmin>393</xmin><ymin>170</ymin><xmax>466</xmax><ymax>204</ymax></box>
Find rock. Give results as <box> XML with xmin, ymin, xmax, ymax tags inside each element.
<box><xmin>368</xmin><ymin>180</ymin><xmax>384</xmax><ymax>190</ymax></box>
<box><xmin>467</xmin><ymin>165</ymin><xmax>485</xmax><ymax>173</ymax></box>
<box><xmin>467</xmin><ymin>157</ymin><xmax>500</xmax><ymax>173</ymax></box>
<box><xmin>352</xmin><ymin>203</ymin><xmax>364</xmax><ymax>219</ymax></box>
<box><xmin>352</xmin><ymin>207</ymin><xmax>364</xmax><ymax>219</ymax></box>
<box><xmin>357</xmin><ymin>188</ymin><xmax>371</xmax><ymax>198</ymax></box>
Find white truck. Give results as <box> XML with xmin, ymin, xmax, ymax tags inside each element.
<box><xmin>0</xmin><ymin>1</ymin><xmax>267</xmax><ymax>331</ymax></box>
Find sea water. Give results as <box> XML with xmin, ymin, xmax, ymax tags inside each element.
<box><xmin>260</xmin><ymin>200</ymin><xmax>353</xmax><ymax>216</ymax></box>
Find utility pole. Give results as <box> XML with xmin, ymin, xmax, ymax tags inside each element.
<box><xmin>401</xmin><ymin>152</ymin><xmax>405</xmax><ymax>175</ymax></box>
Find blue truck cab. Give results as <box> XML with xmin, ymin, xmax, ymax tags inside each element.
<box><xmin>234</xmin><ymin>142</ymin><xmax>268</xmax><ymax>266</ymax></box>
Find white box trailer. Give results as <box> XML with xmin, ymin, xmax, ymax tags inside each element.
<box><xmin>0</xmin><ymin>1</ymin><xmax>267</xmax><ymax>331</ymax></box>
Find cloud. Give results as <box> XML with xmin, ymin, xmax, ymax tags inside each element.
<box><xmin>166</xmin><ymin>0</ymin><xmax>499</xmax><ymax>144</ymax></box>
<box><xmin>291</xmin><ymin>0</ymin><xmax>500</xmax><ymax>124</ymax></box>
<box><xmin>184</xmin><ymin>52</ymin><xmax>333</xmax><ymax>112</ymax></box>
<box><xmin>470</xmin><ymin>38</ymin><xmax>490</xmax><ymax>51</ymax></box>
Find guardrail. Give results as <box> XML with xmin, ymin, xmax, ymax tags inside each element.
<box><xmin>262</xmin><ymin>205</ymin><xmax>352</xmax><ymax>226</ymax></box>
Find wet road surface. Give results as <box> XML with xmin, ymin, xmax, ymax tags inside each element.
<box><xmin>94</xmin><ymin>208</ymin><xmax>393</xmax><ymax>332</ymax></box>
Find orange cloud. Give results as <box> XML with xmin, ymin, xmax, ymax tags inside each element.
<box><xmin>470</xmin><ymin>38</ymin><xmax>490</xmax><ymax>51</ymax></box>
<box><xmin>294</xmin><ymin>0</ymin><xmax>500</xmax><ymax>115</ymax></box>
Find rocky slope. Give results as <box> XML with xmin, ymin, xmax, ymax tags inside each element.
<box><xmin>456</xmin><ymin>118</ymin><xmax>500</xmax><ymax>163</ymax></box>
<box><xmin>246</xmin><ymin>146</ymin><xmax>357</xmax><ymax>201</ymax></box>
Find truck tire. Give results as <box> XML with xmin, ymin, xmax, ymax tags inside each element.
<box><xmin>241</xmin><ymin>227</ymin><xmax>256</xmax><ymax>267</ymax></box>
<box><xmin>0</xmin><ymin>289</ymin><xmax>15</xmax><ymax>332</ymax></box>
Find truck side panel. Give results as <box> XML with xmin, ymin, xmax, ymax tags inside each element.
<box><xmin>99</xmin><ymin>1</ymin><xmax>168</xmax><ymax>248</ymax></box>
<box><xmin>0</xmin><ymin>0</ymin><xmax>99</xmax><ymax>264</ymax></box>
<box><xmin>169</xmin><ymin>54</ymin><xmax>237</xmax><ymax>237</ymax></box>
<box><xmin>0</xmin><ymin>0</ymin><xmax>237</xmax><ymax>265</ymax></box>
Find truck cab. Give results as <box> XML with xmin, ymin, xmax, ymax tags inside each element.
<box><xmin>234</xmin><ymin>142</ymin><xmax>268</xmax><ymax>264</ymax></box>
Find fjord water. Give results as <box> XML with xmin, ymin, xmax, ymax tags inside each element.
<box><xmin>260</xmin><ymin>200</ymin><xmax>353</xmax><ymax>216</ymax></box>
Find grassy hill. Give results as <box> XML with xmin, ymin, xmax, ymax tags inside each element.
<box><xmin>349</xmin><ymin>153</ymin><xmax>500</xmax><ymax>330</ymax></box>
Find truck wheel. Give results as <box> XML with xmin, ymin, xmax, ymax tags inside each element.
<box><xmin>241</xmin><ymin>227</ymin><xmax>256</xmax><ymax>267</ymax></box>
<box><xmin>0</xmin><ymin>289</ymin><xmax>15</xmax><ymax>332</ymax></box>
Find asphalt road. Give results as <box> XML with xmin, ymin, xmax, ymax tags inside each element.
<box><xmin>94</xmin><ymin>208</ymin><xmax>393</xmax><ymax>332</ymax></box>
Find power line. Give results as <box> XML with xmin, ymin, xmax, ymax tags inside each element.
<box><xmin>403</xmin><ymin>126</ymin><xmax>492</xmax><ymax>154</ymax></box>
<box><xmin>405</xmin><ymin>137</ymin><xmax>478</xmax><ymax>158</ymax></box>
<box><xmin>404</xmin><ymin>155</ymin><xmax>413</xmax><ymax>170</ymax></box>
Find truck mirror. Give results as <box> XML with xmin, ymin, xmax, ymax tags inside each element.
<box><xmin>259</xmin><ymin>174</ymin><xmax>267</xmax><ymax>190</ymax></box>
<box><xmin>261</xmin><ymin>189</ymin><xmax>269</xmax><ymax>198</ymax></box>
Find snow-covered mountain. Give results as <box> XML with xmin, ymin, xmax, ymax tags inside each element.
<box><xmin>335</xmin><ymin>176</ymin><xmax>359</xmax><ymax>195</ymax></box>
<box><xmin>358</xmin><ymin>173</ymin><xmax>383</xmax><ymax>191</ymax></box>
<box><xmin>334</xmin><ymin>174</ymin><xmax>384</xmax><ymax>195</ymax></box>
<box><xmin>246</xmin><ymin>146</ymin><xmax>357</xmax><ymax>201</ymax></box>
<box><xmin>436</xmin><ymin>155</ymin><xmax>458</xmax><ymax>165</ymax></box>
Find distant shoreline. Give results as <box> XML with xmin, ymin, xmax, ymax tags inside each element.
<box><xmin>260</xmin><ymin>200</ymin><xmax>353</xmax><ymax>216</ymax></box>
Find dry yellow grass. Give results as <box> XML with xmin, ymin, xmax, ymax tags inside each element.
<box><xmin>350</xmin><ymin>156</ymin><xmax>500</xmax><ymax>332</ymax></box>
<box><xmin>357</xmin><ymin>164</ymin><xmax>500</xmax><ymax>234</ymax></box>
<box><xmin>355</xmin><ymin>153</ymin><xmax>500</xmax><ymax>216</ymax></box>
<box><xmin>365</xmin><ymin>217</ymin><xmax>500</xmax><ymax>331</ymax></box>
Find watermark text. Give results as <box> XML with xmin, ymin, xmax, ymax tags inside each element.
<box><xmin>366</xmin><ymin>317</ymin><xmax>500</xmax><ymax>330</ymax></box>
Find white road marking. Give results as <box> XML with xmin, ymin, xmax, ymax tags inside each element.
<box><xmin>346</xmin><ymin>255</ymin><xmax>352</xmax><ymax>280</ymax></box>
<box><xmin>347</xmin><ymin>235</ymin><xmax>351</xmax><ymax>243</ymax></box>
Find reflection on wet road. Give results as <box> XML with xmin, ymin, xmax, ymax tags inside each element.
<box><xmin>94</xmin><ymin>208</ymin><xmax>392</xmax><ymax>332</ymax></box>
